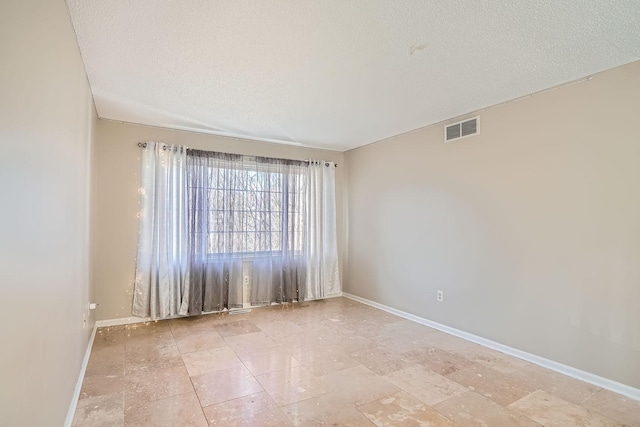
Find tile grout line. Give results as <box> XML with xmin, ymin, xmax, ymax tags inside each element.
<box><xmin>78</xmin><ymin>299</ymin><xmax>636</xmax><ymax>425</ymax></box>
<box><xmin>342</xmin><ymin>292</ymin><xmax>640</xmax><ymax>402</ymax></box>
<box><xmin>169</xmin><ymin>322</ymin><xmax>210</xmax><ymax>425</ymax></box>
<box><xmin>181</xmin><ymin>320</ymin><xmax>269</xmax><ymax>419</ymax></box>
<box><xmin>188</xmin><ymin>321</ymin><xmax>299</xmax><ymax>426</ymax></box>
<box><xmin>568</xmin><ymin>391</ymin><xmax>634</xmax><ymax>427</ymax></box>
<box><xmin>355</xmin><ymin>307</ymin><xmax>621</xmax><ymax>425</ymax></box>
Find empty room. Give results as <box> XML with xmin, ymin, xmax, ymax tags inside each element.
<box><xmin>2</xmin><ymin>0</ymin><xmax>640</xmax><ymax>426</ymax></box>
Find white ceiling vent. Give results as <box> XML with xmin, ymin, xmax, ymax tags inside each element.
<box><xmin>445</xmin><ymin>117</ymin><xmax>479</xmax><ymax>142</ymax></box>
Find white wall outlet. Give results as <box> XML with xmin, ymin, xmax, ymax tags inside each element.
<box><xmin>243</xmin><ymin>276</ymin><xmax>249</xmax><ymax>285</ymax></box>
<box><xmin>436</xmin><ymin>290</ymin><xmax>444</xmax><ymax>302</ymax></box>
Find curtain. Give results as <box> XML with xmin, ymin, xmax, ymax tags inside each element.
<box><xmin>132</xmin><ymin>142</ymin><xmax>190</xmax><ymax>319</ymax></box>
<box><xmin>133</xmin><ymin>145</ymin><xmax>338</xmax><ymax>318</ymax></box>
<box><xmin>305</xmin><ymin>160</ymin><xmax>341</xmax><ymax>299</ymax></box>
<box><xmin>186</xmin><ymin>151</ymin><xmax>244</xmax><ymax>314</ymax></box>
<box><xmin>186</xmin><ymin>150</ymin><xmax>307</xmax><ymax>312</ymax></box>
<box><xmin>249</xmin><ymin>157</ymin><xmax>307</xmax><ymax>306</ymax></box>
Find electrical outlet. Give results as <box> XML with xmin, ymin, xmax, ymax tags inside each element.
<box><xmin>436</xmin><ymin>290</ymin><xmax>444</xmax><ymax>302</ymax></box>
<box><xmin>243</xmin><ymin>276</ymin><xmax>249</xmax><ymax>285</ymax></box>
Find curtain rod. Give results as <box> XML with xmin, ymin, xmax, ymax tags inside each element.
<box><xmin>137</xmin><ymin>142</ymin><xmax>337</xmax><ymax>167</ymax></box>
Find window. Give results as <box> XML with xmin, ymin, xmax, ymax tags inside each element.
<box><xmin>190</xmin><ymin>160</ymin><xmax>307</xmax><ymax>256</ymax></box>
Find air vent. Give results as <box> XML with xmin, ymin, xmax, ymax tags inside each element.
<box><xmin>445</xmin><ymin>117</ymin><xmax>479</xmax><ymax>142</ymax></box>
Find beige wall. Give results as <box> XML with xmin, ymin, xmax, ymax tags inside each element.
<box><xmin>94</xmin><ymin>120</ymin><xmax>345</xmax><ymax>320</ymax></box>
<box><xmin>345</xmin><ymin>61</ymin><xmax>640</xmax><ymax>388</ymax></box>
<box><xmin>0</xmin><ymin>0</ymin><xmax>97</xmax><ymax>425</ymax></box>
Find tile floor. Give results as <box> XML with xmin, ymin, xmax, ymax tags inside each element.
<box><xmin>72</xmin><ymin>297</ymin><xmax>640</xmax><ymax>426</ymax></box>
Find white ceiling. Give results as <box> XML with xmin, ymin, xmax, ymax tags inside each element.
<box><xmin>67</xmin><ymin>1</ymin><xmax>640</xmax><ymax>151</ymax></box>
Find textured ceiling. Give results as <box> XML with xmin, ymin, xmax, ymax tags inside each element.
<box><xmin>67</xmin><ymin>1</ymin><xmax>640</xmax><ymax>151</ymax></box>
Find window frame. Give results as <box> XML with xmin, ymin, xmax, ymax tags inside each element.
<box><xmin>193</xmin><ymin>159</ymin><xmax>306</xmax><ymax>258</ymax></box>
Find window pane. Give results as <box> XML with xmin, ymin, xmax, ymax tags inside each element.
<box><xmin>270</xmin><ymin>191</ymin><xmax>281</xmax><ymax>208</ymax></box>
<box><xmin>190</xmin><ymin>162</ymin><xmax>304</xmax><ymax>255</ymax></box>
<box><xmin>271</xmin><ymin>212</ymin><xmax>281</xmax><ymax>231</ymax></box>
<box><xmin>272</xmin><ymin>232</ymin><xmax>282</xmax><ymax>251</ymax></box>
<box><xmin>269</xmin><ymin>173</ymin><xmax>280</xmax><ymax>189</ymax></box>
<box><xmin>245</xmin><ymin>212</ymin><xmax>256</xmax><ymax>232</ymax></box>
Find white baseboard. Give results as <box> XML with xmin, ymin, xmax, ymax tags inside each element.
<box><xmin>325</xmin><ymin>292</ymin><xmax>344</xmax><ymax>299</ymax></box>
<box><xmin>342</xmin><ymin>292</ymin><xmax>640</xmax><ymax>402</ymax></box>
<box><xmin>95</xmin><ymin>316</ymin><xmax>152</xmax><ymax>328</ymax></box>
<box><xmin>94</xmin><ymin>295</ymin><xmax>347</xmax><ymax>328</ymax></box>
<box><xmin>64</xmin><ymin>323</ymin><xmax>98</xmax><ymax>427</ymax></box>
<box><xmin>95</xmin><ymin>311</ymin><xmax>243</xmax><ymax>327</ymax></box>
<box><xmin>312</xmin><ymin>292</ymin><xmax>343</xmax><ymax>300</ymax></box>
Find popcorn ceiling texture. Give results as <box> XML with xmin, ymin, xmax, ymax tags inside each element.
<box><xmin>67</xmin><ymin>0</ymin><xmax>640</xmax><ymax>151</ymax></box>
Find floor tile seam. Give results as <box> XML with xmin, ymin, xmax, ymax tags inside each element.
<box><xmin>220</xmin><ymin>329</ymin><xmax>268</xmax><ymax>342</ymax></box>
<box><xmin>128</xmin><ymin>350</ymin><xmax>189</xmax><ymax>378</ymax></box>
<box><xmin>505</xmin><ymin>392</ymin><xmax>562</xmax><ymax>426</ymax></box>
<box><xmin>519</xmin><ymin>415</ymin><xmax>546</xmax><ymax>427</ymax></box>
<box><xmin>352</xmin><ymin>388</ymin><xmax>401</xmax><ymax>408</ymax></box>
<box><xmin>258</xmin><ymin>390</ymin><xmax>292</xmax><ymax>423</ymax></box>
<box><xmin>254</xmin><ymin>366</ymin><xmax>294</xmax><ymax>382</ymax></box>
<box><xmin>118</xmin><ymin>299</ymin><xmax>628</xmax><ymax>426</ymax></box>
<box><xmin>272</xmin><ymin>398</ymin><xmax>296</xmax><ymax>426</ymax></box>
<box><xmin>176</xmin><ymin>342</ymin><xmax>229</xmax><ymax>356</ymax></box>
<box><xmin>428</xmin><ymin>400</ymin><xmax>467</xmax><ymax>425</ymax></box>
<box><xmin>559</xmin><ymin>392</ymin><xmax>631</xmax><ymax>427</ymax></box>
<box><xmin>289</xmin><ymin>347</ymin><xmax>357</xmax><ymax>362</ymax></box>
<box><xmin>260</xmin><ymin>330</ymin><xmax>308</xmax><ymax>341</ymax></box>
<box><xmin>384</xmin><ymin>370</ymin><xmax>470</xmax><ymax>406</ymax></box>
<box><xmin>122</xmin><ymin>357</ymin><xmax>191</xmax><ymax>405</ymax></box>
<box><xmin>352</xmin><ymin>405</ymin><xmax>384</xmax><ymax>426</ymax></box>
<box><xmin>275</xmin><ymin>389</ymin><xmax>332</xmax><ymax>409</ymax></box>
<box><xmin>577</xmin><ymin>387</ymin><xmax>603</xmax><ymax>404</ymax></box>
<box><xmin>354</xmin><ymin>390</ymin><xmax>460</xmax><ymax>426</ymax></box>
<box><xmin>80</xmin><ymin>372</ymin><xmax>126</xmax><ymax>399</ymax></box>
<box><xmin>504</xmin><ymin>369</ymin><xmax>605</xmax><ymax>406</ymax></box>
<box><xmin>123</xmin><ymin>387</ymin><xmax>196</xmax><ymax>414</ymax></box>
<box><xmin>583</xmin><ymin>406</ymin><xmax>638</xmax><ymax>427</ymax></box>
<box><xmin>200</xmin><ymin>390</ymin><xmax>294</xmax><ymax>425</ymax></box>
<box><xmin>436</xmin><ymin>390</ymin><xmax>529</xmax><ymax>425</ymax></box>
<box><xmin>184</xmin><ymin>359</ymin><xmax>248</xmax><ymax>379</ymax></box>
<box><xmin>197</xmin><ymin>402</ymin><xmax>209</xmax><ymax>426</ymax></box>
<box><xmin>229</xmin><ymin>345</ymin><xmax>283</xmax><ymax>360</ymax></box>
<box><xmin>123</xmin><ymin>334</ymin><xmax>178</xmax><ymax>351</ymax></box>
<box><xmin>445</xmin><ymin>361</ymin><xmax>522</xmax><ymax>385</ymax></box>
<box><xmin>578</xmin><ymin>391</ymin><xmax>639</xmax><ymax>426</ymax></box>
<box><xmin>121</xmin><ymin>390</ymin><xmax>207</xmax><ymax>425</ymax></box>
<box><xmin>230</xmin><ymin>343</ymin><xmax>267</xmax><ymax>380</ymax></box>
<box><xmin>348</xmin><ymin>296</ymin><xmax>640</xmax><ymax>400</ymax></box>
<box><xmin>188</xmin><ymin>372</ymin><xmax>219</xmax><ymax>416</ymax></box>
<box><xmin>124</xmin><ymin>351</ymin><xmax>185</xmax><ymax>374</ymax></box>
<box><xmin>437</xmin><ymin>373</ymin><xmax>529</xmax><ymax>408</ymax></box>
<box><xmin>244</xmin><ymin>360</ymin><xmax>304</xmax><ymax>378</ymax></box>
<box><xmin>170</xmin><ymin>327</ymin><xmax>222</xmax><ymax>341</ymax></box>
<box><xmin>254</xmin><ymin>368</ymin><xmax>332</xmax><ymax>407</ymax></box>
<box><xmin>350</xmin><ymin>408</ymin><xmax>378</xmax><ymax>427</ymax></box>
<box><xmin>304</xmin><ymin>364</ymin><xmax>363</xmax><ymax>378</ymax></box>
<box><xmin>122</xmin><ymin>327</ymin><xmax>172</xmax><ymax>343</ymax></box>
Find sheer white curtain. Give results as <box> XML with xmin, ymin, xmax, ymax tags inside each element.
<box><xmin>305</xmin><ymin>160</ymin><xmax>341</xmax><ymax>299</ymax></box>
<box><xmin>132</xmin><ymin>147</ymin><xmax>340</xmax><ymax>318</ymax></box>
<box><xmin>249</xmin><ymin>157</ymin><xmax>308</xmax><ymax>306</ymax></box>
<box><xmin>132</xmin><ymin>142</ymin><xmax>190</xmax><ymax>319</ymax></box>
<box><xmin>186</xmin><ymin>150</ymin><xmax>308</xmax><ymax>310</ymax></box>
<box><xmin>186</xmin><ymin>150</ymin><xmax>244</xmax><ymax>314</ymax></box>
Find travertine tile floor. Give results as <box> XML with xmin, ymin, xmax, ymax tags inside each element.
<box><xmin>73</xmin><ymin>297</ymin><xmax>640</xmax><ymax>426</ymax></box>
